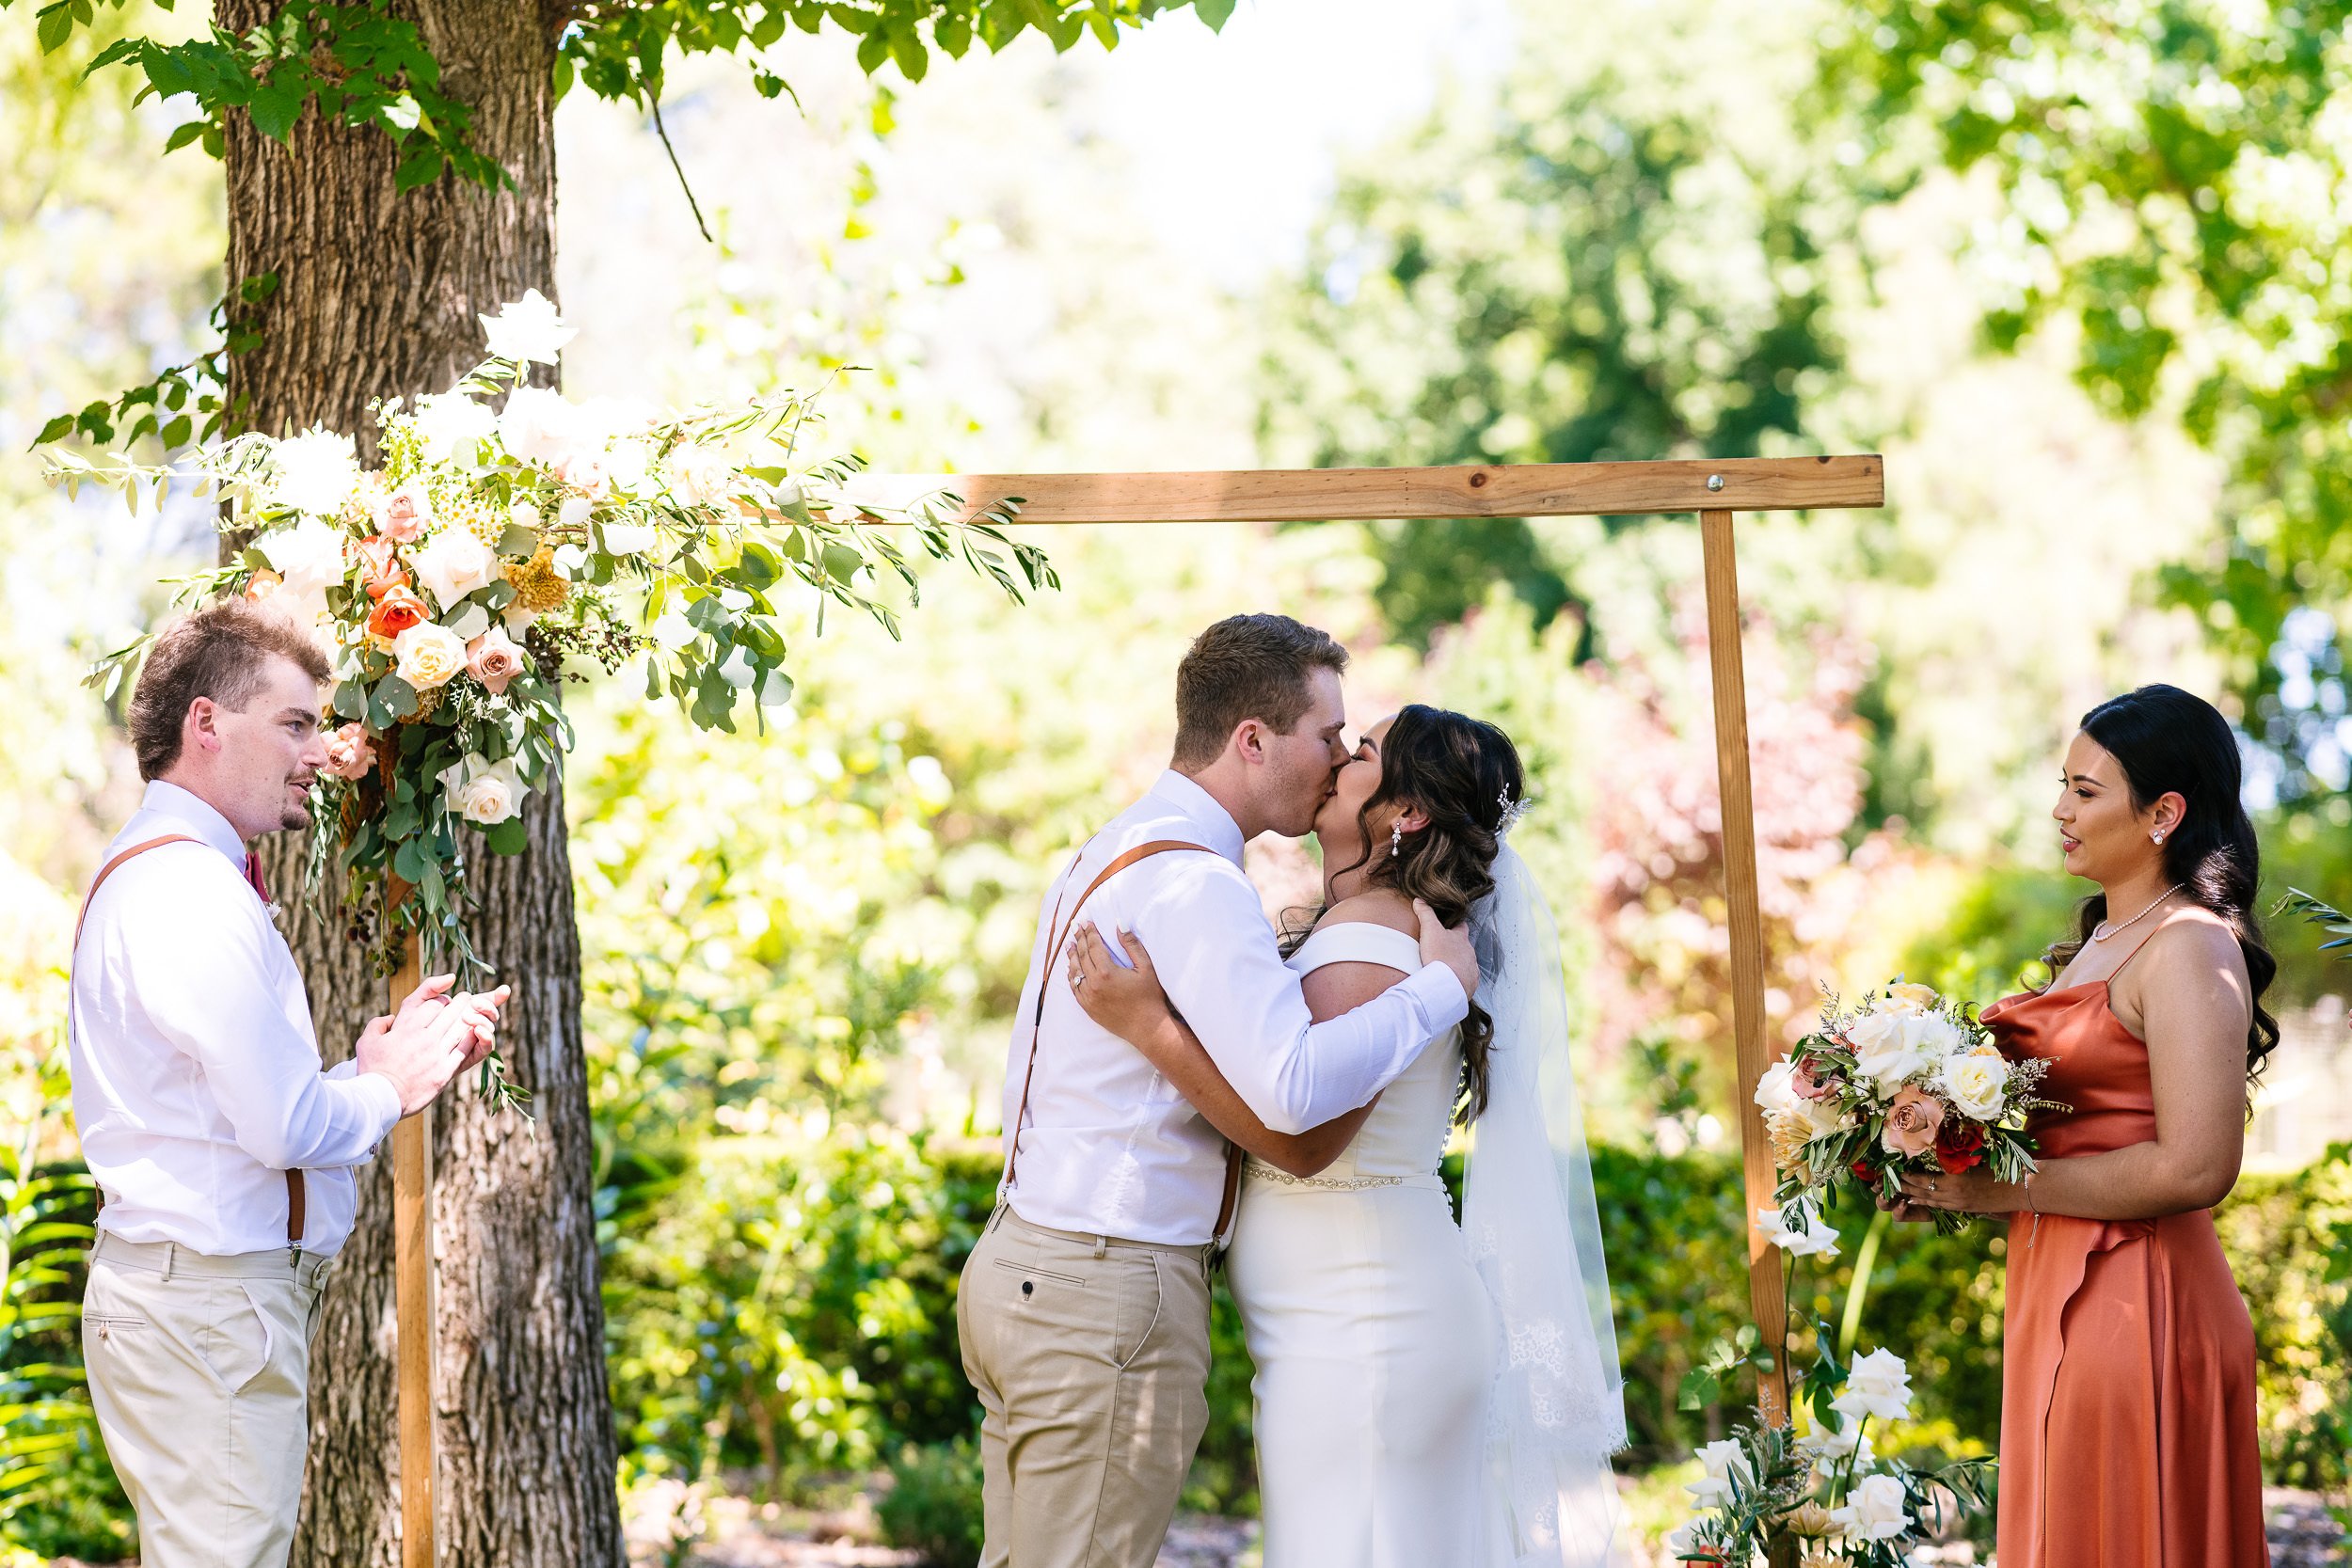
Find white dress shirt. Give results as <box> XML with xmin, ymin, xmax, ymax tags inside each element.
<box><xmin>68</xmin><ymin>781</ymin><xmax>403</xmax><ymax>1257</ymax></box>
<box><xmin>1000</xmin><ymin>769</ymin><xmax>1470</xmax><ymax>1243</ymax></box>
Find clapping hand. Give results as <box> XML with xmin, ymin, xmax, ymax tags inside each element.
<box><xmin>356</xmin><ymin>975</ymin><xmax>513</xmax><ymax>1116</ymax></box>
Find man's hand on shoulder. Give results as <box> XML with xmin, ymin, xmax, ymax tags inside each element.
<box><xmin>1412</xmin><ymin>898</ymin><xmax>1479</xmax><ymax>1000</ymax></box>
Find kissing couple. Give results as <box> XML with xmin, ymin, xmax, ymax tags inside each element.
<box><xmin>957</xmin><ymin>613</ymin><xmax>1625</xmax><ymax>1568</ymax></box>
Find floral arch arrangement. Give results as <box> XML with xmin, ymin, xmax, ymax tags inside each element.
<box><xmin>58</xmin><ymin>293</ymin><xmax>1044</xmax><ymax>1103</ymax></box>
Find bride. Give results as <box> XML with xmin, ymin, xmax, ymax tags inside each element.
<box><xmin>1066</xmin><ymin>704</ymin><xmax>1624</xmax><ymax>1568</ymax></box>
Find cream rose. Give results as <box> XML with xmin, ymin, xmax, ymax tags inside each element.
<box><xmin>254</xmin><ymin>516</ymin><xmax>348</xmax><ymax>594</ymax></box>
<box><xmin>267</xmin><ymin>427</ymin><xmax>360</xmax><ymax>516</ymax></box>
<box><xmin>1940</xmin><ymin>1050</ymin><xmax>2010</xmax><ymax>1120</ymax></box>
<box><xmin>439</xmin><ymin>753</ymin><xmax>526</xmax><ymax>825</ymax></box>
<box><xmin>663</xmin><ymin>441</ymin><xmax>730</xmax><ymax>505</ymax></box>
<box><xmin>1755</xmin><ymin>1059</ymin><xmax>1803</xmax><ymax>1118</ymax></box>
<box><xmin>1829</xmin><ymin>1473</ymin><xmax>1910</xmax><ymax>1542</ymax></box>
<box><xmin>466</xmin><ymin>626</ymin><xmax>528</xmax><ymax>696</ymax></box>
<box><xmin>411</xmin><ymin>530</ymin><xmax>501</xmax><ymax>610</ymax></box>
<box><xmin>1883</xmin><ymin>981</ymin><xmax>1940</xmax><ymax>1014</ymax></box>
<box><xmin>600</xmin><ymin>520</ymin><xmax>659</xmax><ymax>557</ymax></box>
<box><xmin>499</xmin><ymin>386</ymin><xmax>583</xmax><ymax>467</ymax></box>
<box><xmin>393</xmin><ymin>623</ymin><xmax>467</xmax><ymax>690</ymax></box>
<box><xmin>478</xmin><ymin>290</ymin><xmax>576</xmax><ymax>365</ymax></box>
<box><xmin>410</xmin><ymin>390</ymin><xmax>498</xmax><ymax>464</ymax></box>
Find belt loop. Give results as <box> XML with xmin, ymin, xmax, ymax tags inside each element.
<box><xmin>1092</xmin><ymin>1234</ymin><xmax>1106</xmax><ymax>1259</ymax></box>
<box><xmin>989</xmin><ymin>1206</ymin><xmax>1008</xmax><ymax>1235</ymax></box>
<box><xmin>160</xmin><ymin>1242</ymin><xmax>176</xmax><ymax>1283</ymax></box>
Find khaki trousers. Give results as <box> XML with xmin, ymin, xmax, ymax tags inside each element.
<box><xmin>957</xmin><ymin>1206</ymin><xmax>1214</xmax><ymax>1568</ymax></box>
<box><xmin>81</xmin><ymin>1232</ymin><xmax>334</xmax><ymax>1568</ymax></box>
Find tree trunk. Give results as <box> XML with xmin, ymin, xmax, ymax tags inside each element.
<box><xmin>216</xmin><ymin>4</ymin><xmax>624</xmax><ymax>1563</ymax></box>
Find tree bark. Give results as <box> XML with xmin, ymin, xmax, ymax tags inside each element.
<box><xmin>216</xmin><ymin>4</ymin><xmax>623</xmax><ymax>1563</ymax></box>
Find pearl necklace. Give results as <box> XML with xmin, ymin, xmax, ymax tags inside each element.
<box><xmin>2092</xmin><ymin>883</ymin><xmax>2183</xmax><ymax>943</ymax></box>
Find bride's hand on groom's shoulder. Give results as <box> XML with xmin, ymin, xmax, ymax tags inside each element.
<box><xmin>1411</xmin><ymin>898</ymin><xmax>1480</xmax><ymax>999</ymax></box>
<box><xmin>1068</xmin><ymin>922</ymin><xmax>1176</xmax><ymax>1046</ymax></box>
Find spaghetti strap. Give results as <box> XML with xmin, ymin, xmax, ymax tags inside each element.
<box><xmin>2102</xmin><ymin>905</ymin><xmax>2184</xmax><ymax>985</ymax></box>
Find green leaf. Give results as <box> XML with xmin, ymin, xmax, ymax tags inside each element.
<box><xmin>162</xmin><ymin>118</ymin><xmax>209</xmax><ymax>153</ymax></box>
<box><xmin>497</xmin><ymin>522</ymin><xmax>539</xmax><ymax>557</ymax></box>
<box><xmin>374</xmin><ymin>673</ymin><xmax>419</xmax><ymax>720</ymax></box>
<box><xmin>33</xmin><ymin>414</ymin><xmax>73</xmax><ymax>445</ymax></box>
<box><xmin>483</xmin><ymin>816</ymin><xmax>528</xmax><ymax>855</ymax></box>
<box><xmin>1193</xmin><ymin>0</ymin><xmax>1236</xmax><ymax>29</ymax></box>
<box><xmin>393</xmin><ymin>143</ymin><xmax>444</xmax><ymax>192</ymax></box>
<box><xmin>36</xmin><ymin>3</ymin><xmax>74</xmax><ymax>54</ymax></box>
<box><xmin>820</xmin><ymin>543</ymin><xmax>863</xmax><ymax>584</ymax></box>
<box><xmin>333</xmin><ymin>679</ymin><xmax>368</xmax><ymax>721</ymax></box>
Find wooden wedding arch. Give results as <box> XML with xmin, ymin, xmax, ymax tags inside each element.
<box><xmin>388</xmin><ymin>452</ymin><xmax>1885</xmax><ymax>1564</ymax></box>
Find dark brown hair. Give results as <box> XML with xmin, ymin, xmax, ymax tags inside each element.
<box><xmin>129</xmin><ymin>598</ymin><xmax>330</xmax><ymax>781</ymax></box>
<box><xmin>1323</xmin><ymin>704</ymin><xmax>1525</xmax><ymax>1121</ymax></box>
<box><xmin>1171</xmin><ymin>614</ymin><xmax>1349</xmax><ymax>770</ymax></box>
<box><xmin>2047</xmin><ymin>684</ymin><xmax>2280</xmax><ymax>1081</ymax></box>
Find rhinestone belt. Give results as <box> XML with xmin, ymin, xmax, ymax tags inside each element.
<box><xmin>1243</xmin><ymin>1158</ymin><xmax>1411</xmax><ymax>1191</ymax></box>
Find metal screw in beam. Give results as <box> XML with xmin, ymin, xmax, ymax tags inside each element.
<box><xmin>1707</xmin><ymin>473</ymin><xmax>1724</xmax><ymax>492</ymax></box>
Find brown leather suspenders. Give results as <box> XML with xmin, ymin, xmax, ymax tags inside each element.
<box><xmin>73</xmin><ymin>834</ymin><xmax>308</xmax><ymax>1249</ymax></box>
<box><xmin>1002</xmin><ymin>839</ymin><xmax>1248</xmax><ymax>1243</ymax></box>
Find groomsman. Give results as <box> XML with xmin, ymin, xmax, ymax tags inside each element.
<box><xmin>67</xmin><ymin>599</ymin><xmax>507</xmax><ymax>1568</ymax></box>
<box><xmin>959</xmin><ymin>613</ymin><xmax>1479</xmax><ymax>1568</ymax></box>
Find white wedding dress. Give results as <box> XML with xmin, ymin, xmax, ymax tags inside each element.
<box><xmin>1227</xmin><ymin>921</ymin><xmax>1495</xmax><ymax>1568</ymax></box>
<box><xmin>1230</xmin><ymin>850</ymin><xmax>1626</xmax><ymax>1568</ymax></box>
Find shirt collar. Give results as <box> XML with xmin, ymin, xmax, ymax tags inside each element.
<box><xmin>136</xmin><ymin>780</ymin><xmax>250</xmax><ymax>866</ymax></box>
<box><xmin>1146</xmin><ymin>769</ymin><xmax>1248</xmax><ymax>867</ymax></box>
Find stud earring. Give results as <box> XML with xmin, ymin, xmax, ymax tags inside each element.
<box><xmin>2153</xmin><ymin>830</ymin><xmax>2168</xmax><ymax>845</ymax></box>
<box><xmin>1390</xmin><ymin>821</ymin><xmax>1402</xmax><ymax>859</ymax></box>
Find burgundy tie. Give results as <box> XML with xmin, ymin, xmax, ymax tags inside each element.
<box><xmin>242</xmin><ymin>851</ymin><xmax>271</xmax><ymax>905</ymax></box>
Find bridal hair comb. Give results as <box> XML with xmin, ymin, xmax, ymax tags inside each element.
<box><xmin>1496</xmin><ymin>785</ymin><xmax>1531</xmax><ymax>839</ymax></box>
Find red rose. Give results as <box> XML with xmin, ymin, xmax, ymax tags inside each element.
<box><xmin>1851</xmin><ymin>1156</ymin><xmax>1881</xmax><ymax>1184</ymax></box>
<box><xmin>367</xmin><ymin>584</ymin><xmax>429</xmax><ymax>641</ymax></box>
<box><xmin>1935</xmin><ymin>1118</ymin><xmax>1987</xmax><ymax>1174</ymax></box>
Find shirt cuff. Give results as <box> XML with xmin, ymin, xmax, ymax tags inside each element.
<box><xmin>355</xmin><ymin>1069</ymin><xmax>405</xmax><ymax>1134</ymax></box>
<box><xmin>1406</xmin><ymin>962</ymin><xmax>1472</xmax><ymax>1031</ymax></box>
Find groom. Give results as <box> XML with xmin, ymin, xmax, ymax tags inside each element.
<box><xmin>958</xmin><ymin>612</ymin><xmax>1478</xmax><ymax>1568</ymax></box>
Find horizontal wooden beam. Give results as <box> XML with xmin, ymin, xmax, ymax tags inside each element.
<box><xmin>839</xmin><ymin>454</ymin><xmax>1882</xmax><ymax>525</ymax></box>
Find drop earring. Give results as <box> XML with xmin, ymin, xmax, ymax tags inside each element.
<box><xmin>1390</xmin><ymin>821</ymin><xmax>1402</xmax><ymax>859</ymax></box>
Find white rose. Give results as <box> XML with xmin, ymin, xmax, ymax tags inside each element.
<box><xmin>410</xmin><ymin>390</ymin><xmax>499</xmax><ymax>465</ymax></box>
<box><xmin>410</xmin><ymin>531</ymin><xmax>501</xmax><ymax>610</ymax></box>
<box><xmin>1848</xmin><ymin>1010</ymin><xmax>1936</xmax><ymax>1098</ymax></box>
<box><xmin>601</xmin><ymin>520</ymin><xmax>659</xmax><ymax>557</ymax></box>
<box><xmin>266</xmin><ymin>427</ymin><xmax>360</xmax><ymax>516</ymax></box>
<box><xmin>393</xmin><ymin>623</ymin><xmax>467</xmax><ymax>691</ymax></box>
<box><xmin>1940</xmin><ymin>1051</ymin><xmax>2010</xmax><ymax>1121</ymax></box>
<box><xmin>499</xmin><ymin>386</ymin><xmax>584</xmax><ymax>467</ymax></box>
<box><xmin>1829</xmin><ymin>1473</ymin><xmax>1910</xmax><ymax>1542</ymax></box>
<box><xmin>663</xmin><ymin>441</ymin><xmax>731</xmax><ymax>505</ymax></box>
<box><xmin>1788</xmin><ymin>1093</ymin><xmax>1849</xmax><ymax>1143</ymax></box>
<box><xmin>604</xmin><ymin>438</ymin><xmax>651</xmax><ymax>492</ymax></box>
<box><xmin>437</xmin><ymin>753</ymin><xmax>526</xmax><ymax>825</ymax></box>
<box><xmin>254</xmin><ymin>516</ymin><xmax>348</xmax><ymax>594</ymax></box>
<box><xmin>478</xmin><ymin>289</ymin><xmax>576</xmax><ymax>365</ymax></box>
<box><xmin>1684</xmin><ymin>1438</ymin><xmax>1750</xmax><ymax>1506</ymax></box>
<box><xmin>1756</xmin><ymin>1059</ymin><xmax>1802</xmax><ymax>1118</ymax></box>
<box><xmin>1832</xmin><ymin>1348</ymin><xmax>1914</xmax><ymax>1424</ymax></box>
<box><xmin>1756</xmin><ymin>1203</ymin><xmax>1840</xmax><ymax>1259</ymax></box>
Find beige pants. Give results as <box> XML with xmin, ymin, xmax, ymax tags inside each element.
<box><xmin>957</xmin><ymin>1206</ymin><xmax>1214</xmax><ymax>1568</ymax></box>
<box><xmin>81</xmin><ymin>1232</ymin><xmax>333</xmax><ymax>1568</ymax></box>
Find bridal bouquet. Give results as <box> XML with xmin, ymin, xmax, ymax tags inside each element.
<box><xmin>56</xmin><ymin>293</ymin><xmax>1048</xmax><ymax>1106</ymax></box>
<box><xmin>1756</xmin><ymin>982</ymin><xmax>2062</xmax><ymax>1236</ymax></box>
<box><xmin>1666</xmin><ymin>1341</ymin><xmax>1993</xmax><ymax>1566</ymax></box>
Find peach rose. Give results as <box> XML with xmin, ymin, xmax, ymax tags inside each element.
<box><xmin>356</xmin><ymin>536</ymin><xmax>409</xmax><ymax>601</ymax></box>
<box><xmin>367</xmin><ymin>584</ymin><xmax>429</xmax><ymax>642</ymax></box>
<box><xmin>465</xmin><ymin>626</ymin><xmax>527</xmax><ymax>696</ymax></box>
<box><xmin>383</xmin><ymin>482</ymin><xmax>434</xmax><ymax>544</ymax></box>
<box><xmin>322</xmin><ymin>721</ymin><xmax>376</xmax><ymax>782</ymax></box>
<box><xmin>1881</xmin><ymin>1085</ymin><xmax>1947</xmax><ymax>1160</ymax></box>
<box><xmin>244</xmin><ymin>568</ymin><xmax>286</xmax><ymax>603</ymax></box>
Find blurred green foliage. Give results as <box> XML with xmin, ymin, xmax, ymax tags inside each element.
<box><xmin>1830</xmin><ymin>0</ymin><xmax>2352</xmax><ymax>800</ymax></box>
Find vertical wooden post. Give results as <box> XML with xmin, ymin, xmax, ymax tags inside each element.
<box><xmin>387</xmin><ymin>910</ymin><xmax>436</xmax><ymax>1568</ymax></box>
<box><xmin>1697</xmin><ymin>507</ymin><xmax>1791</xmax><ymax>1424</ymax></box>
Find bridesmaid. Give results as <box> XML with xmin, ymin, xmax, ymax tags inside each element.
<box><xmin>1894</xmin><ymin>684</ymin><xmax>2274</xmax><ymax>1567</ymax></box>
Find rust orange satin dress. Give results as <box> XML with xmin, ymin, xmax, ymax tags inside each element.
<box><xmin>1982</xmin><ymin>967</ymin><xmax>2269</xmax><ymax>1568</ymax></box>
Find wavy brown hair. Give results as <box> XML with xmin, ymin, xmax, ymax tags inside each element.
<box><xmin>1290</xmin><ymin>704</ymin><xmax>1525</xmax><ymax>1121</ymax></box>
